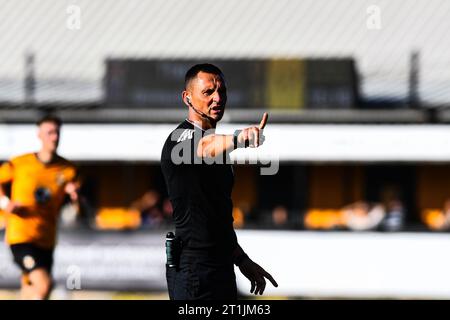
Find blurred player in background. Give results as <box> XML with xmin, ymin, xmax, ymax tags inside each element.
<box><xmin>161</xmin><ymin>64</ymin><xmax>277</xmax><ymax>300</ymax></box>
<box><xmin>0</xmin><ymin>115</ymin><xmax>79</xmax><ymax>299</ymax></box>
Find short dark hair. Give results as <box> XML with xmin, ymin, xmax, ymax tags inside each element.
<box><xmin>185</xmin><ymin>63</ymin><xmax>224</xmax><ymax>89</ymax></box>
<box><xmin>36</xmin><ymin>114</ymin><xmax>62</xmax><ymax>127</ymax></box>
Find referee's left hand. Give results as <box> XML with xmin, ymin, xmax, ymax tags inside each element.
<box><xmin>238</xmin><ymin>257</ymin><xmax>278</xmax><ymax>295</ymax></box>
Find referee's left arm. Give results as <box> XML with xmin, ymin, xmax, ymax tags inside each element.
<box><xmin>233</xmin><ymin>243</ymin><xmax>279</xmax><ymax>295</ymax></box>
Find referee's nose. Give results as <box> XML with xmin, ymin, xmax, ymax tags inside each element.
<box><xmin>212</xmin><ymin>90</ymin><xmax>226</xmax><ymax>106</ymax></box>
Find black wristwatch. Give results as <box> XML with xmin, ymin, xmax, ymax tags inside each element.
<box><xmin>233</xmin><ymin>130</ymin><xmax>242</xmax><ymax>149</ymax></box>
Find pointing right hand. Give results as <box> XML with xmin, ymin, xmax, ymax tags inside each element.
<box><xmin>238</xmin><ymin>113</ymin><xmax>269</xmax><ymax>148</ymax></box>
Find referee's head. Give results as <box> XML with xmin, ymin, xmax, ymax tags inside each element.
<box><xmin>183</xmin><ymin>63</ymin><xmax>227</xmax><ymax>125</ymax></box>
<box><xmin>184</xmin><ymin>63</ymin><xmax>225</xmax><ymax>90</ymax></box>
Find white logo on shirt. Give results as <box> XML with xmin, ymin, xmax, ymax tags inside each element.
<box><xmin>177</xmin><ymin>129</ymin><xmax>194</xmax><ymax>143</ymax></box>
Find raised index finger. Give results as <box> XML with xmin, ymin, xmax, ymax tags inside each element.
<box><xmin>259</xmin><ymin>112</ymin><xmax>268</xmax><ymax>130</ymax></box>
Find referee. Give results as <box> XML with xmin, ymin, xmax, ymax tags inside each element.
<box><xmin>161</xmin><ymin>63</ymin><xmax>277</xmax><ymax>300</ymax></box>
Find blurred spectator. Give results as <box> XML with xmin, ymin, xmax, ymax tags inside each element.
<box><xmin>232</xmin><ymin>201</ymin><xmax>253</xmax><ymax>229</ymax></box>
<box><xmin>232</xmin><ymin>207</ymin><xmax>245</xmax><ymax>229</ymax></box>
<box><xmin>60</xmin><ymin>191</ymin><xmax>95</xmax><ymax>229</ymax></box>
<box><xmin>271</xmin><ymin>205</ymin><xmax>289</xmax><ymax>229</ymax></box>
<box><xmin>131</xmin><ymin>189</ymin><xmax>164</xmax><ymax>228</ymax></box>
<box><xmin>444</xmin><ymin>199</ymin><xmax>450</xmax><ymax>225</ymax></box>
<box><xmin>378</xmin><ymin>199</ymin><xmax>405</xmax><ymax>232</ymax></box>
<box><xmin>378</xmin><ymin>185</ymin><xmax>405</xmax><ymax>232</ymax></box>
<box><xmin>437</xmin><ymin>198</ymin><xmax>450</xmax><ymax>230</ymax></box>
<box><xmin>162</xmin><ymin>198</ymin><xmax>173</xmax><ymax>226</ymax></box>
<box><xmin>343</xmin><ymin>201</ymin><xmax>385</xmax><ymax>231</ymax></box>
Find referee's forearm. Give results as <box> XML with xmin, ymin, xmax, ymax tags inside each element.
<box><xmin>197</xmin><ymin>134</ymin><xmax>235</xmax><ymax>158</ymax></box>
<box><xmin>232</xmin><ymin>244</ymin><xmax>250</xmax><ymax>266</ymax></box>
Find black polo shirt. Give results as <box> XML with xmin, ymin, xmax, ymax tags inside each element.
<box><xmin>161</xmin><ymin>120</ymin><xmax>238</xmax><ymax>259</ymax></box>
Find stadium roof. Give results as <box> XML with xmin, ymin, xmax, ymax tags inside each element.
<box><xmin>0</xmin><ymin>0</ymin><xmax>450</xmax><ymax>105</ymax></box>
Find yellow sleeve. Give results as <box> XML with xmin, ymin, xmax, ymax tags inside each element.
<box><xmin>66</xmin><ymin>165</ymin><xmax>79</xmax><ymax>183</ymax></box>
<box><xmin>0</xmin><ymin>161</ymin><xmax>13</xmax><ymax>184</ymax></box>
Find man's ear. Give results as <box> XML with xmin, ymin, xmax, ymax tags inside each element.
<box><xmin>182</xmin><ymin>91</ymin><xmax>191</xmax><ymax>107</ymax></box>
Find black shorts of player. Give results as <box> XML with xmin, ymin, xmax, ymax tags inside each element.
<box><xmin>166</xmin><ymin>252</ymin><xmax>237</xmax><ymax>300</ymax></box>
<box><xmin>10</xmin><ymin>243</ymin><xmax>54</xmax><ymax>274</ymax></box>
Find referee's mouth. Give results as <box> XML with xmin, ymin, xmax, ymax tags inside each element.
<box><xmin>210</xmin><ymin>105</ymin><xmax>224</xmax><ymax>115</ymax></box>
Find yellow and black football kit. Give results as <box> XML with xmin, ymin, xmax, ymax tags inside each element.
<box><xmin>0</xmin><ymin>153</ymin><xmax>77</xmax><ymax>272</ymax></box>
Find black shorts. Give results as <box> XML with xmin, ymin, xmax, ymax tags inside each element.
<box><xmin>10</xmin><ymin>243</ymin><xmax>54</xmax><ymax>273</ymax></box>
<box><xmin>166</xmin><ymin>254</ymin><xmax>237</xmax><ymax>300</ymax></box>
